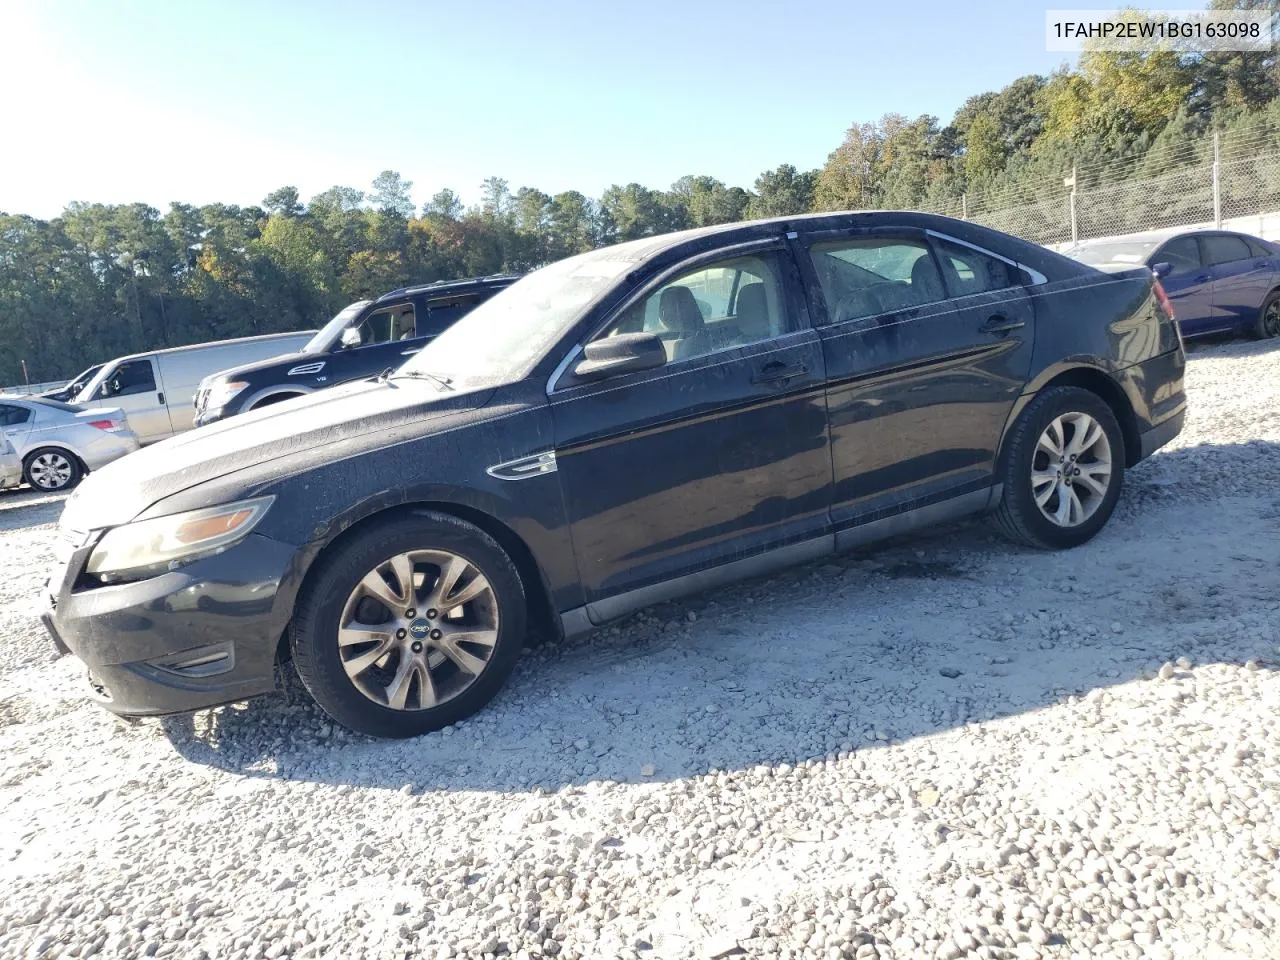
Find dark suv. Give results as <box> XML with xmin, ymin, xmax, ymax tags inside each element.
<box><xmin>193</xmin><ymin>275</ymin><xmax>518</xmax><ymax>425</ymax></box>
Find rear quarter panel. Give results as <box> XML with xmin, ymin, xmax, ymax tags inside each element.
<box><xmin>1018</xmin><ymin>269</ymin><xmax>1185</xmax><ymax>450</ymax></box>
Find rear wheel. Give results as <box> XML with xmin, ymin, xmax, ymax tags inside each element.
<box><xmin>290</xmin><ymin>511</ymin><xmax>526</xmax><ymax>738</ymax></box>
<box><xmin>993</xmin><ymin>386</ymin><xmax>1125</xmax><ymax>549</ymax></box>
<box><xmin>23</xmin><ymin>448</ymin><xmax>82</xmax><ymax>492</ymax></box>
<box><xmin>1254</xmin><ymin>292</ymin><xmax>1280</xmax><ymax>339</ymax></box>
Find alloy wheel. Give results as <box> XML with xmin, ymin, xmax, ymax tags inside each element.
<box><xmin>1030</xmin><ymin>411</ymin><xmax>1113</xmax><ymax>527</ymax></box>
<box><xmin>29</xmin><ymin>452</ymin><xmax>73</xmax><ymax>490</ymax></box>
<box><xmin>338</xmin><ymin>549</ymin><xmax>499</xmax><ymax>711</ymax></box>
<box><xmin>1264</xmin><ymin>299</ymin><xmax>1280</xmax><ymax>338</ymax></box>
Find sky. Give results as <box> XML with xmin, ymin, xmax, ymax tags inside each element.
<box><xmin>0</xmin><ymin>0</ymin><xmax>1184</xmax><ymax>221</ymax></box>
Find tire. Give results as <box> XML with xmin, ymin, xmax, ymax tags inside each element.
<box><xmin>23</xmin><ymin>447</ymin><xmax>82</xmax><ymax>492</ymax></box>
<box><xmin>992</xmin><ymin>386</ymin><xmax>1125</xmax><ymax>550</ymax></box>
<box><xmin>290</xmin><ymin>510</ymin><xmax>527</xmax><ymax>738</ymax></box>
<box><xmin>1254</xmin><ymin>291</ymin><xmax>1280</xmax><ymax>340</ymax></box>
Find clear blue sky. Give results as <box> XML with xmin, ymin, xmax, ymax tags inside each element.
<box><xmin>0</xmin><ymin>0</ymin><xmax>1141</xmax><ymax>220</ymax></box>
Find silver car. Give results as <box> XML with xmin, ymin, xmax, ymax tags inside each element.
<box><xmin>0</xmin><ymin>433</ymin><xmax>20</xmax><ymax>490</ymax></box>
<box><xmin>0</xmin><ymin>397</ymin><xmax>139</xmax><ymax>492</ymax></box>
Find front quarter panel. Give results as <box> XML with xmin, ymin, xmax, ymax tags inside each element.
<box><xmin>145</xmin><ymin>382</ymin><xmax>584</xmax><ymax>615</ymax></box>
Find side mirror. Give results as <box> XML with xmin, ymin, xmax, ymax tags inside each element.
<box><xmin>572</xmin><ymin>333</ymin><xmax>666</xmax><ymax>382</ymax></box>
<box><xmin>1152</xmin><ymin>261</ymin><xmax>1172</xmax><ymax>279</ymax></box>
<box><xmin>340</xmin><ymin>327</ymin><xmax>362</xmax><ymax>349</ymax></box>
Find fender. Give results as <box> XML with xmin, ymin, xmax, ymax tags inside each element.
<box><xmin>996</xmin><ymin>358</ymin><xmax>1145</xmax><ymax>470</ymax></box>
<box><xmin>241</xmin><ymin>385</ymin><xmax>314</xmax><ymax>411</ymax></box>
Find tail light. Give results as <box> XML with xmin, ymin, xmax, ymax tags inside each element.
<box><xmin>1151</xmin><ymin>276</ymin><xmax>1184</xmax><ymax>351</ymax></box>
<box><xmin>88</xmin><ymin>419</ymin><xmax>123</xmax><ymax>432</ymax></box>
<box><xmin>1152</xmin><ymin>278</ymin><xmax>1175</xmax><ymax>321</ymax></box>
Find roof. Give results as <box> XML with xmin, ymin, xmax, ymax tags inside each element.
<box><xmin>102</xmin><ymin>330</ymin><xmax>316</xmax><ymax>364</ymax></box>
<box><xmin>376</xmin><ymin>274</ymin><xmax>521</xmax><ymax>303</ymax></box>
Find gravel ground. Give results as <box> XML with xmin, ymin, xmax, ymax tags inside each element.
<box><xmin>1</xmin><ymin>337</ymin><xmax>1278</xmax><ymax>960</ymax></box>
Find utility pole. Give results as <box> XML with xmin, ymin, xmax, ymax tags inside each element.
<box><xmin>961</xmin><ymin>194</ymin><xmax>968</xmax><ymax>220</ymax></box>
<box><xmin>1064</xmin><ymin>164</ymin><xmax>1078</xmax><ymax>245</ymax></box>
<box><xmin>1212</xmin><ymin>132</ymin><xmax>1222</xmax><ymax>229</ymax></box>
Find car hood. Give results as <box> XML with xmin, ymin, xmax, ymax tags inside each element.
<box><xmin>60</xmin><ymin>378</ymin><xmax>496</xmax><ymax>531</ymax></box>
<box><xmin>202</xmin><ymin>348</ymin><xmax>315</xmax><ymax>381</ymax></box>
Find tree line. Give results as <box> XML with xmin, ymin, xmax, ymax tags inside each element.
<box><xmin>1</xmin><ymin>0</ymin><xmax>1276</xmax><ymax>386</ymax></box>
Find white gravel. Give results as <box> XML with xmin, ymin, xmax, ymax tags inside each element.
<box><xmin>1</xmin><ymin>337</ymin><xmax>1278</xmax><ymax>960</ymax></box>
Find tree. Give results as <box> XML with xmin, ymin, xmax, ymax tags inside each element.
<box><xmin>964</xmin><ymin>113</ymin><xmax>1005</xmax><ymax>183</ymax></box>
<box><xmin>422</xmin><ymin>188</ymin><xmax>463</xmax><ymax>222</ymax></box>
<box><xmin>369</xmin><ymin>170</ymin><xmax>415</xmax><ymax>218</ymax></box>
<box><xmin>480</xmin><ymin>177</ymin><xmax>512</xmax><ymax>219</ymax></box>
<box><xmin>748</xmin><ymin>164</ymin><xmax>818</xmax><ymax>218</ymax></box>
<box><xmin>263</xmin><ymin>186</ymin><xmax>303</xmax><ymax>217</ymax></box>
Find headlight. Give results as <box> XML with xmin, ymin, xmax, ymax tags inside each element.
<box><xmin>86</xmin><ymin>496</ymin><xmax>275</xmax><ymax>582</ymax></box>
<box><xmin>206</xmin><ymin>379</ymin><xmax>249</xmax><ymax>410</ymax></box>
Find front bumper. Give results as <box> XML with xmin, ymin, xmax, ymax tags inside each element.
<box><xmin>44</xmin><ymin>531</ymin><xmax>304</xmax><ymax>716</ymax></box>
<box><xmin>192</xmin><ymin>407</ymin><xmax>227</xmax><ymax>428</ymax></box>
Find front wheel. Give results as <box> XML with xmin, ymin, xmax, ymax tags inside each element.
<box><xmin>290</xmin><ymin>511</ymin><xmax>527</xmax><ymax>738</ymax></box>
<box><xmin>1254</xmin><ymin>292</ymin><xmax>1280</xmax><ymax>340</ymax></box>
<box><xmin>992</xmin><ymin>386</ymin><xmax>1125</xmax><ymax>549</ymax></box>
<box><xmin>23</xmin><ymin>448</ymin><xmax>82</xmax><ymax>492</ymax></box>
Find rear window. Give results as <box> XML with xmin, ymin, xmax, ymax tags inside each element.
<box><xmin>28</xmin><ymin>398</ymin><xmax>79</xmax><ymax>413</ymax></box>
<box><xmin>1202</xmin><ymin>235</ymin><xmax>1251</xmax><ymax>266</ymax></box>
<box><xmin>1067</xmin><ymin>240</ymin><xmax>1159</xmax><ymax>266</ymax></box>
<box><xmin>1246</xmin><ymin>237</ymin><xmax>1275</xmax><ymax>258</ymax></box>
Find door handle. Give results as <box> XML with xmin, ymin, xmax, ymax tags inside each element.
<box><xmin>980</xmin><ymin>314</ymin><xmax>1026</xmax><ymax>336</ymax></box>
<box><xmin>752</xmin><ymin>361</ymin><xmax>808</xmax><ymax>385</ymax></box>
<box><xmin>401</xmin><ymin>348</ymin><xmax>420</xmax><ymax>356</ymax></box>
<box><xmin>1194</xmin><ymin>274</ymin><xmax>1211</xmax><ymax>283</ymax></box>
<box><xmin>157</xmin><ymin>392</ymin><xmax>165</xmax><ymax>404</ymax></box>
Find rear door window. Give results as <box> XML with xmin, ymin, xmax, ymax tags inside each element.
<box><xmin>929</xmin><ymin>237</ymin><xmax>1023</xmax><ymax>296</ymax></box>
<box><xmin>808</xmin><ymin>237</ymin><xmax>946</xmax><ymax>323</ymax></box>
<box><xmin>1202</xmin><ymin>235</ymin><xmax>1251</xmax><ymax>266</ymax></box>
<box><xmin>424</xmin><ymin>295</ymin><xmax>483</xmax><ymax>336</ymax></box>
<box><xmin>0</xmin><ymin>404</ymin><xmax>32</xmax><ymax>426</ymax></box>
<box><xmin>1245</xmin><ymin>237</ymin><xmax>1273</xmax><ymax>258</ymax></box>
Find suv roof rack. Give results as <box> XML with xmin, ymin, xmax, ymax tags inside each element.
<box><xmin>375</xmin><ymin>274</ymin><xmax>520</xmax><ymax>303</ymax></box>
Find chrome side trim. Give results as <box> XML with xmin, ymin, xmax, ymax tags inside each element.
<box><xmin>561</xmin><ymin>487</ymin><xmax>1000</xmax><ymax>630</ymax></box>
<box><xmin>287</xmin><ymin>361</ymin><xmax>326</xmax><ymax>376</ymax></box>
<box><xmin>545</xmin><ymin>344</ymin><xmax>583</xmax><ymax>396</ymax></box>
<box><xmin>834</xmin><ymin>488</ymin><xmax>992</xmax><ymax>553</ymax></box>
<box><xmin>926</xmin><ymin>229</ymin><xmax>1049</xmax><ymax>286</ymax></box>
<box><xmin>486</xmin><ymin>450</ymin><xmax>557</xmax><ymax>481</ymax></box>
<box><xmin>585</xmin><ymin>534</ymin><xmax>834</xmax><ymax>625</ymax></box>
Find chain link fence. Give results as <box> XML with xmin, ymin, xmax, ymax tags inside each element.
<box><xmin>930</xmin><ymin>121</ymin><xmax>1280</xmax><ymax>249</ymax></box>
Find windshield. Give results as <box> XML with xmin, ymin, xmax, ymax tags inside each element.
<box><xmin>66</xmin><ymin>364</ymin><xmax>101</xmax><ymax>391</ymax></box>
<box><xmin>1067</xmin><ymin>240</ymin><xmax>1159</xmax><ymax>266</ymax></box>
<box><xmin>74</xmin><ymin>363</ymin><xmax>115</xmax><ymax>404</ymax></box>
<box><xmin>397</xmin><ymin>250</ymin><xmax>637</xmax><ymax>386</ymax></box>
<box><xmin>303</xmin><ymin>301</ymin><xmax>372</xmax><ymax>354</ymax></box>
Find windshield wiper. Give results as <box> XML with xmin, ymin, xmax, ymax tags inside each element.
<box><xmin>388</xmin><ymin>369</ymin><xmax>454</xmax><ymax>390</ymax></box>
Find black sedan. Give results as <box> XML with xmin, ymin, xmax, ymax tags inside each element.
<box><xmin>45</xmin><ymin>212</ymin><xmax>1187</xmax><ymax>738</ymax></box>
<box><xmin>1065</xmin><ymin>230</ymin><xmax>1280</xmax><ymax>339</ymax></box>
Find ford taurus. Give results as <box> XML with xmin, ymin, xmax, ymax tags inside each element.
<box><xmin>44</xmin><ymin>212</ymin><xmax>1187</xmax><ymax>737</ymax></box>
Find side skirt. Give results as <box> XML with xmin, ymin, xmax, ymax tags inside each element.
<box><xmin>558</xmin><ymin>486</ymin><xmax>998</xmax><ymax>635</ymax></box>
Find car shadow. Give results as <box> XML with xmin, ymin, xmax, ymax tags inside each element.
<box><xmin>0</xmin><ymin>488</ymin><xmax>66</xmax><ymax>532</ymax></box>
<box><xmin>158</xmin><ymin>436</ymin><xmax>1280</xmax><ymax>792</ymax></box>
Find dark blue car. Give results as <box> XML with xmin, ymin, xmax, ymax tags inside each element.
<box><xmin>1067</xmin><ymin>230</ymin><xmax>1280</xmax><ymax>339</ymax></box>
